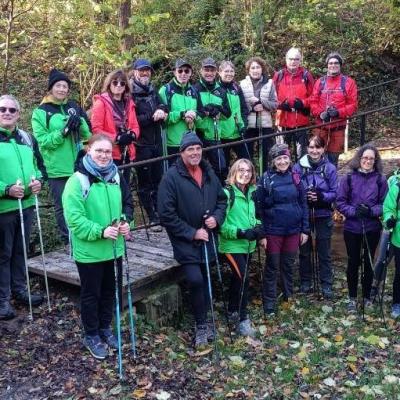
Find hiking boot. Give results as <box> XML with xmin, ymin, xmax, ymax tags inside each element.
<box><xmin>347</xmin><ymin>298</ymin><xmax>357</xmax><ymax>313</ymax></box>
<box><xmin>391</xmin><ymin>304</ymin><xmax>400</xmax><ymax>319</ymax></box>
<box><xmin>299</xmin><ymin>284</ymin><xmax>313</xmax><ymax>294</ymax></box>
<box><xmin>237</xmin><ymin>319</ymin><xmax>256</xmax><ymax>337</ymax></box>
<box><xmin>0</xmin><ymin>301</ymin><xmax>16</xmax><ymax>320</ymax></box>
<box><xmin>14</xmin><ymin>291</ymin><xmax>43</xmax><ymax>307</ymax></box>
<box><xmin>99</xmin><ymin>328</ymin><xmax>118</xmax><ymax>350</ymax></box>
<box><xmin>322</xmin><ymin>287</ymin><xmax>333</xmax><ymax>300</ymax></box>
<box><xmin>363</xmin><ymin>298</ymin><xmax>373</xmax><ymax>309</ymax></box>
<box><xmin>205</xmin><ymin>321</ymin><xmax>216</xmax><ymax>341</ymax></box>
<box><xmin>194</xmin><ymin>324</ymin><xmax>208</xmax><ymax>349</ymax></box>
<box><xmin>83</xmin><ymin>335</ymin><xmax>108</xmax><ymax>360</ymax></box>
<box><xmin>149</xmin><ymin>216</ymin><xmax>163</xmax><ymax>232</ymax></box>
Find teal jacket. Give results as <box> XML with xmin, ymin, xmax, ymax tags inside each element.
<box><xmin>218</xmin><ymin>184</ymin><xmax>259</xmax><ymax>254</ymax></box>
<box><xmin>383</xmin><ymin>171</ymin><xmax>400</xmax><ymax>248</ymax></box>
<box><xmin>31</xmin><ymin>98</ymin><xmax>91</xmax><ymax>178</ymax></box>
<box><xmin>62</xmin><ymin>164</ymin><xmax>133</xmax><ymax>263</ymax></box>
<box><xmin>0</xmin><ymin>127</ymin><xmax>44</xmax><ymax>214</ymax></box>
<box><xmin>159</xmin><ymin>79</ymin><xmax>200</xmax><ymax>147</ymax></box>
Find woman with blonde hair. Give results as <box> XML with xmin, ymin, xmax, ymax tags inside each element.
<box><xmin>218</xmin><ymin>158</ymin><xmax>265</xmax><ymax>336</ymax></box>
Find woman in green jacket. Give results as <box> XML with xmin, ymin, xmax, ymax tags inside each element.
<box><xmin>218</xmin><ymin>159</ymin><xmax>265</xmax><ymax>336</ymax></box>
<box><xmin>31</xmin><ymin>69</ymin><xmax>91</xmax><ymax>246</ymax></box>
<box><xmin>383</xmin><ymin>172</ymin><xmax>400</xmax><ymax>318</ymax></box>
<box><xmin>62</xmin><ymin>134</ymin><xmax>133</xmax><ymax>360</ymax></box>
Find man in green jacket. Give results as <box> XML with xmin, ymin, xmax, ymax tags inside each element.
<box><xmin>159</xmin><ymin>59</ymin><xmax>201</xmax><ymax>161</ymax></box>
<box><xmin>0</xmin><ymin>95</ymin><xmax>45</xmax><ymax>320</ymax></box>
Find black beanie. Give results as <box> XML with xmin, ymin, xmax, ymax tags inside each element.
<box><xmin>325</xmin><ymin>52</ymin><xmax>343</xmax><ymax>66</ymax></box>
<box><xmin>48</xmin><ymin>69</ymin><xmax>72</xmax><ymax>90</ymax></box>
<box><xmin>179</xmin><ymin>132</ymin><xmax>203</xmax><ymax>152</ymax></box>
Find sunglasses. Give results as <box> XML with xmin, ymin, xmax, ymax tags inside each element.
<box><xmin>177</xmin><ymin>68</ymin><xmax>191</xmax><ymax>74</ymax></box>
<box><xmin>0</xmin><ymin>107</ymin><xmax>18</xmax><ymax>114</ymax></box>
<box><xmin>328</xmin><ymin>61</ymin><xmax>340</xmax><ymax>65</ymax></box>
<box><xmin>111</xmin><ymin>80</ymin><xmax>126</xmax><ymax>87</ymax></box>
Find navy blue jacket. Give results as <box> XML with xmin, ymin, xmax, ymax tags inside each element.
<box><xmin>255</xmin><ymin>168</ymin><xmax>309</xmax><ymax>236</ymax></box>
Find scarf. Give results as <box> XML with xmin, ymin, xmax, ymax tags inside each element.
<box><xmin>83</xmin><ymin>154</ymin><xmax>118</xmax><ymax>183</ymax></box>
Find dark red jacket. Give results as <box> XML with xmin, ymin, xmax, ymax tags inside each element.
<box><xmin>310</xmin><ymin>74</ymin><xmax>358</xmax><ymax>131</ymax></box>
<box><xmin>273</xmin><ymin>67</ymin><xmax>314</xmax><ymax>128</ymax></box>
<box><xmin>91</xmin><ymin>93</ymin><xmax>140</xmax><ymax>161</ymax></box>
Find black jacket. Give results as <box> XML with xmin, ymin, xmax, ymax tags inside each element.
<box><xmin>131</xmin><ymin>80</ymin><xmax>167</xmax><ymax>146</ymax></box>
<box><xmin>157</xmin><ymin>157</ymin><xmax>227</xmax><ymax>264</ymax></box>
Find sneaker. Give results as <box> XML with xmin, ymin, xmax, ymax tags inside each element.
<box><xmin>83</xmin><ymin>335</ymin><xmax>108</xmax><ymax>360</ymax></box>
<box><xmin>391</xmin><ymin>304</ymin><xmax>400</xmax><ymax>319</ymax></box>
<box><xmin>0</xmin><ymin>301</ymin><xmax>16</xmax><ymax>320</ymax></box>
<box><xmin>237</xmin><ymin>319</ymin><xmax>256</xmax><ymax>337</ymax></box>
<box><xmin>194</xmin><ymin>324</ymin><xmax>209</xmax><ymax>349</ymax></box>
<box><xmin>322</xmin><ymin>287</ymin><xmax>333</xmax><ymax>300</ymax></box>
<box><xmin>99</xmin><ymin>328</ymin><xmax>118</xmax><ymax>349</ymax></box>
<box><xmin>347</xmin><ymin>298</ymin><xmax>357</xmax><ymax>313</ymax></box>
<box><xmin>14</xmin><ymin>291</ymin><xmax>43</xmax><ymax>307</ymax></box>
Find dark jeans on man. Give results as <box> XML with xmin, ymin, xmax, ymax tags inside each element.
<box><xmin>344</xmin><ymin>229</ymin><xmax>380</xmax><ymax>299</ymax></box>
<box><xmin>203</xmin><ymin>139</ymin><xmax>227</xmax><ymax>183</ymax></box>
<box><xmin>224</xmin><ymin>253</ymin><xmax>252</xmax><ymax>321</ymax></box>
<box><xmin>299</xmin><ymin>217</ymin><xmax>333</xmax><ymax>291</ymax></box>
<box><xmin>0</xmin><ymin>207</ymin><xmax>34</xmax><ymax>301</ymax></box>
<box><xmin>135</xmin><ymin>144</ymin><xmax>163</xmax><ymax>221</ymax></box>
<box><xmin>221</xmin><ymin>138</ymin><xmax>252</xmax><ymax>166</ymax></box>
<box><xmin>245</xmin><ymin>127</ymin><xmax>274</xmax><ymax>173</ymax></box>
<box><xmin>76</xmin><ymin>258</ymin><xmax>122</xmax><ymax>336</ymax></box>
<box><xmin>48</xmin><ymin>177</ymin><xmax>69</xmax><ymax>244</ymax></box>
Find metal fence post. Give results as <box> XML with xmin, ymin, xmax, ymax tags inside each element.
<box><xmin>359</xmin><ymin>114</ymin><xmax>366</xmax><ymax>146</ymax></box>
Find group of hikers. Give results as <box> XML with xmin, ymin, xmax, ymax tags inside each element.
<box><xmin>1</xmin><ymin>47</ymin><xmax>399</xmax><ymax>363</ymax></box>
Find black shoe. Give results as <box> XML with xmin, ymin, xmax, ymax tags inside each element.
<box><xmin>14</xmin><ymin>291</ymin><xmax>43</xmax><ymax>307</ymax></box>
<box><xmin>0</xmin><ymin>301</ymin><xmax>16</xmax><ymax>320</ymax></box>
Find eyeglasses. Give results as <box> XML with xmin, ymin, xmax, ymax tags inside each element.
<box><xmin>94</xmin><ymin>149</ymin><xmax>113</xmax><ymax>156</ymax></box>
<box><xmin>0</xmin><ymin>107</ymin><xmax>18</xmax><ymax>114</ymax></box>
<box><xmin>238</xmin><ymin>168</ymin><xmax>252</xmax><ymax>175</ymax></box>
<box><xmin>288</xmin><ymin>58</ymin><xmax>300</xmax><ymax>61</ymax></box>
<box><xmin>177</xmin><ymin>68</ymin><xmax>191</xmax><ymax>74</ymax></box>
<box><xmin>111</xmin><ymin>80</ymin><xmax>126</xmax><ymax>87</ymax></box>
<box><xmin>361</xmin><ymin>156</ymin><xmax>375</xmax><ymax>162</ymax></box>
<box><xmin>328</xmin><ymin>61</ymin><xmax>340</xmax><ymax>65</ymax></box>
<box><xmin>308</xmin><ymin>145</ymin><xmax>323</xmax><ymax>149</ymax></box>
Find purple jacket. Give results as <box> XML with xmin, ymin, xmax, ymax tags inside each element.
<box><xmin>336</xmin><ymin>170</ymin><xmax>388</xmax><ymax>233</ymax></box>
<box><xmin>293</xmin><ymin>155</ymin><xmax>338</xmax><ymax>219</ymax></box>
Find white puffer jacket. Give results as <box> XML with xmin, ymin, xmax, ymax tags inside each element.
<box><xmin>240</xmin><ymin>75</ymin><xmax>278</xmax><ymax>128</ymax></box>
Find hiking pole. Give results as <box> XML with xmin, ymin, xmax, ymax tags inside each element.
<box><xmin>32</xmin><ymin>177</ymin><xmax>51</xmax><ymax>311</ymax></box>
<box><xmin>16</xmin><ymin>179</ymin><xmax>33</xmax><ymax>321</ymax></box>
<box><xmin>234</xmin><ymin>114</ymin><xmax>251</xmax><ymax>160</ymax></box>
<box><xmin>360</xmin><ymin>219</ymin><xmax>369</xmax><ymax>321</ymax></box>
<box><xmin>310</xmin><ymin>206</ymin><xmax>321</xmax><ymax>298</ymax></box>
<box><xmin>213</xmin><ymin>117</ymin><xmax>223</xmax><ymax>178</ymax></box>
<box><xmin>132</xmin><ymin>169</ymin><xmax>150</xmax><ymax>241</ymax></box>
<box><xmin>203</xmin><ymin>241</ymin><xmax>219</xmax><ymax>359</ymax></box>
<box><xmin>257</xmin><ymin>112</ymin><xmax>263</xmax><ymax>177</ymax></box>
<box><xmin>238</xmin><ymin>241</ymin><xmax>251</xmax><ymax>324</ymax></box>
<box><xmin>209</xmin><ymin>229</ymin><xmax>234</xmax><ymax>343</ymax></box>
<box><xmin>161</xmin><ymin>124</ymin><xmax>168</xmax><ymax>174</ymax></box>
<box><xmin>111</xmin><ymin>221</ymin><xmax>123</xmax><ymax>380</ymax></box>
<box><xmin>121</xmin><ymin>225</ymin><xmax>137</xmax><ymax>358</ymax></box>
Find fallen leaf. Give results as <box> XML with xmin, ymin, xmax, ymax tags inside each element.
<box><xmin>155</xmin><ymin>390</ymin><xmax>171</xmax><ymax>400</ymax></box>
<box><xmin>348</xmin><ymin>363</ymin><xmax>358</xmax><ymax>373</ymax></box>
<box><xmin>194</xmin><ymin>347</ymin><xmax>213</xmax><ymax>357</ymax></box>
<box><xmin>301</xmin><ymin>367</ymin><xmax>310</xmax><ymax>375</ymax></box>
<box><xmin>334</xmin><ymin>335</ymin><xmax>343</xmax><ymax>342</ymax></box>
<box><xmin>323</xmin><ymin>377</ymin><xmax>336</xmax><ymax>387</ymax></box>
<box><xmin>132</xmin><ymin>389</ymin><xmax>147</xmax><ymax>398</ymax></box>
<box><xmin>228</xmin><ymin>355</ymin><xmax>246</xmax><ymax>369</ymax></box>
<box><xmin>321</xmin><ymin>305</ymin><xmax>333</xmax><ymax>313</ymax></box>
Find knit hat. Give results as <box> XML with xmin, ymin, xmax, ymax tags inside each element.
<box><xmin>179</xmin><ymin>132</ymin><xmax>203</xmax><ymax>152</ymax></box>
<box><xmin>325</xmin><ymin>52</ymin><xmax>343</xmax><ymax>66</ymax></box>
<box><xmin>48</xmin><ymin>69</ymin><xmax>72</xmax><ymax>90</ymax></box>
<box><xmin>269</xmin><ymin>143</ymin><xmax>291</xmax><ymax>160</ymax></box>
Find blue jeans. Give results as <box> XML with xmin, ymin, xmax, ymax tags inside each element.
<box><xmin>299</xmin><ymin>217</ymin><xmax>333</xmax><ymax>290</ymax></box>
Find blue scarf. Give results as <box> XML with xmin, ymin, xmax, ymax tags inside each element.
<box><xmin>83</xmin><ymin>154</ymin><xmax>118</xmax><ymax>183</ymax></box>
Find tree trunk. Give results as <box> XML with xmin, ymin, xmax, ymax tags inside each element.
<box><xmin>119</xmin><ymin>0</ymin><xmax>133</xmax><ymax>52</ymax></box>
<box><xmin>2</xmin><ymin>0</ymin><xmax>14</xmax><ymax>94</ymax></box>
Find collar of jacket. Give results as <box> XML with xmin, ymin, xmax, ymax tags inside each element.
<box><xmin>175</xmin><ymin>157</ymin><xmax>211</xmax><ymax>181</ymax></box>
<box><xmin>247</xmin><ymin>74</ymin><xmax>268</xmax><ymax>86</ymax></box>
<box><xmin>199</xmin><ymin>78</ymin><xmax>218</xmax><ymax>91</ymax></box>
<box><xmin>0</xmin><ymin>126</ymin><xmax>21</xmax><ymax>142</ymax></box>
<box><xmin>40</xmin><ymin>95</ymin><xmax>68</xmax><ymax>105</ymax></box>
<box><xmin>171</xmin><ymin>78</ymin><xmax>191</xmax><ymax>91</ymax></box>
<box><xmin>132</xmin><ymin>80</ymin><xmax>154</xmax><ymax>96</ymax></box>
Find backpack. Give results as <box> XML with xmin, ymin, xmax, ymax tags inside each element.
<box><xmin>318</xmin><ymin>75</ymin><xmax>348</xmax><ymax>96</ymax></box>
<box><xmin>275</xmin><ymin>68</ymin><xmax>310</xmax><ymax>89</ymax></box>
<box><xmin>301</xmin><ymin>164</ymin><xmax>327</xmax><ymax>187</ymax></box>
<box><xmin>75</xmin><ymin>171</ymin><xmax>120</xmax><ymax>200</ymax></box>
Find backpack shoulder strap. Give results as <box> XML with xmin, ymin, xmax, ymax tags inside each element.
<box><xmin>17</xmin><ymin>129</ymin><xmax>33</xmax><ymax>148</ymax></box>
<box><xmin>225</xmin><ymin>185</ymin><xmax>235</xmax><ymax>210</ymax></box>
<box><xmin>318</xmin><ymin>76</ymin><xmax>327</xmax><ymax>94</ymax></box>
<box><xmin>302</xmin><ymin>69</ymin><xmax>309</xmax><ymax>84</ymax></box>
<box><xmin>75</xmin><ymin>172</ymin><xmax>91</xmax><ymax>200</ymax></box>
<box><xmin>340</xmin><ymin>75</ymin><xmax>348</xmax><ymax>95</ymax></box>
<box><xmin>347</xmin><ymin>173</ymin><xmax>352</xmax><ymax>199</ymax></box>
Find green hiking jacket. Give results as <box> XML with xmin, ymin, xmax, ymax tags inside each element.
<box><xmin>218</xmin><ymin>184</ymin><xmax>259</xmax><ymax>254</ymax></box>
<box><xmin>62</xmin><ymin>172</ymin><xmax>125</xmax><ymax>263</ymax></box>
<box><xmin>383</xmin><ymin>173</ymin><xmax>400</xmax><ymax>248</ymax></box>
<box><xmin>159</xmin><ymin>79</ymin><xmax>200</xmax><ymax>147</ymax></box>
<box><xmin>31</xmin><ymin>98</ymin><xmax>91</xmax><ymax>178</ymax></box>
<box><xmin>0</xmin><ymin>127</ymin><xmax>43</xmax><ymax>214</ymax></box>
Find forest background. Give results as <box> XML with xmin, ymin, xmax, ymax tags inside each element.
<box><xmin>1</xmin><ymin>0</ymin><xmax>400</xmax><ymax>125</ymax></box>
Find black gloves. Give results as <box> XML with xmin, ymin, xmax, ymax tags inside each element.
<box><xmin>204</xmin><ymin>104</ymin><xmax>221</xmax><ymax>118</ymax></box>
<box><xmin>327</xmin><ymin>106</ymin><xmax>339</xmax><ymax>118</ymax></box>
<box><xmin>63</xmin><ymin>115</ymin><xmax>81</xmax><ymax>136</ymax></box>
<box><xmin>279</xmin><ymin>100</ymin><xmax>291</xmax><ymax>112</ymax></box>
<box><xmin>237</xmin><ymin>225</ymin><xmax>265</xmax><ymax>241</ymax></box>
<box><xmin>355</xmin><ymin>204</ymin><xmax>371</xmax><ymax>219</ymax></box>
<box><xmin>117</xmin><ymin>130</ymin><xmax>136</xmax><ymax>145</ymax></box>
<box><xmin>386</xmin><ymin>216</ymin><xmax>397</xmax><ymax>230</ymax></box>
<box><xmin>319</xmin><ymin>111</ymin><xmax>330</xmax><ymax>123</ymax></box>
<box><xmin>293</xmin><ymin>98</ymin><xmax>304</xmax><ymax>111</ymax></box>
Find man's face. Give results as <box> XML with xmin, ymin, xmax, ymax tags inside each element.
<box><xmin>133</xmin><ymin>68</ymin><xmax>152</xmax><ymax>86</ymax></box>
<box><xmin>286</xmin><ymin>54</ymin><xmax>301</xmax><ymax>72</ymax></box>
<box><xmin>200</xmin><ymin>66</ymin><xmax>217</xmax><ymax>83</ymax></box>
<box><xmin>327</xmin><ymin>59</ymin><xmax>341</xmax><ymax>76</ymax></box>
<box><xmin>0</xmin><ymin>98</ymin><xmax>19</xmax><ymax>131</ymax></box>
<box><xmin>180</xmin><ymin>144</ymin><xmax>202</xmax><ymax>167</ymax></box>
<box><xmin>174</xmin><ymin>66</ymin><xmax>192</xmax><ymax>85</ymax></box>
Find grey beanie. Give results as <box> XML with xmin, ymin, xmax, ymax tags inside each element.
<box><xmin>179</xmin><ymin>131</ymin><xmax>203</xmax><ymax>152</ymax></box>
<box><xmin>325</xmin><ymin>52</ymin><xmax>343</xmax><ymax>66</ymax></box>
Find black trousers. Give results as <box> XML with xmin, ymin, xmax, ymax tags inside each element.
<box><xmin>245</xmin><ymin>127</ymin><xmax>274</xmax><ymax>173</ymax></box>
<box><xmin>48</xmin><ymin>177</ymin><xmax>69</xmax><ymax>244</ymax></box>
<box><xmin>167</xmin><ymin>146</ymin><xmax>180</xmax><ymax>167</ymax></box>
<box><xmin>135</xmin><ymin>144</ymin><xmax>163</xmax><ymax>220</ymax></box>
<box><xmin>392</xmin><ymin>245</ymin><xmax>400</xmax><ymax>305</ymax></box>
<box><xmin>224</xmin><ymin>253</ymin><xmax>252</xmax><ymax>320</ymax></box>
<box><xmin>76</xmin><ymin>258</ymin><xmax>122</xmax><ymax>336</ymax></box>
<box><xmin>0</xmin><ymin>207</ymin><xmax>34</xmax><ymax>301</ymax></box>
<box><xmin>344</xmin><ymin>230</ymin><xmax>380</xmax><ymax>299</ymax></box>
